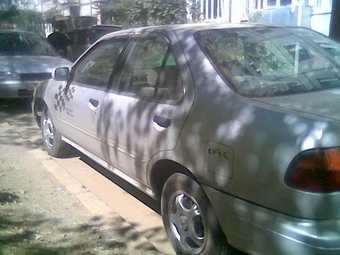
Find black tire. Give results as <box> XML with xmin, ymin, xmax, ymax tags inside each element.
<box><xmin>41</xmin><ymin>107</ymin><xmax>70</xmax><ymax>157</ymax></box>
<box><xmin>161</xmin><ymin>173</ymin><xmax>235</xmax><ymax>255</ymax></box>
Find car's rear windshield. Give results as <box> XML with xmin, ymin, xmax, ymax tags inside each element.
<box><xmin>196</xmin><ymin>27</ymin><xmax>340</xmax><ymax>97</ymax></box>
<box><xmin>0</xmin><ymin>32</ymin><xmax>58</xmax><ymax>56</ymax></box>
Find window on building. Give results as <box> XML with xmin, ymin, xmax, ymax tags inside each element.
<box><xmin>263</xmin><ymin>0</ymin><xmax>292</xmax><ymax>8</ymax></box>
<box><xmin>267</xmin><ymin>0</ymin><xmax>277</xmax><ymax>6</ymax></box>
<box><xmin>281</xmin><ymin>0</ymin><xmax>292</xmax><ymax>6</ymax></box>
<box><xmin>201</xmin><ymin>0</ymin><xmax>224</xmax><ymax>20</ymax></box>
<box><xmin>308</xmin><ymin>0</ymin><xmax>332</xmax><ymax>9</ymax></box>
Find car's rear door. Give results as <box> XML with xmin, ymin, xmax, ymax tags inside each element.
<box><xmin>98</xmin><ymin>34</ymin><xmax>194</xmax><ymax>185</ymax></box>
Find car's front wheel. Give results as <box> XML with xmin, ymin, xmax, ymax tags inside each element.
<box><xmin>41</xmin><ymin>107</ymin><xmax>70</xmax><ymax>157</ymax></box>
<box><xmin>161</xmin><ymin>173</ymin><xmax>235</xmax><ymax>255</ymax></box>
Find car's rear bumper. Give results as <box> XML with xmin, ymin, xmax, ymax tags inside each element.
<box><xmin>204</xmin><ymin>185</ymin><xmax>340</xmax><ymax>255</ymax></box>
<box><xmin>0</xmin><ymin>81</ymin><xmax>38</xmax><ymax>98</ymax></box>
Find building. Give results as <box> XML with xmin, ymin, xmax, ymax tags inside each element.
<box><xmin>35</xmin><ymin>0</ymin><xmax>333</xmax><ymax>36</ymax></box>
<box><xmin>198</xmin><ymin>0</ymin><xmax>333</xmax><ymax>35</ymax></box>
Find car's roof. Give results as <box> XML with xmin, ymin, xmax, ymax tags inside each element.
<box><xmin>144</xmin><ymin>22</ymin><xmax>273</xmax><ymax>31</ymax></box>
<box><xmin>101</xmin><ymin>22</ymin><xmax>292</xmax><ymax>39</ymax></box>
<box><xmin>134</xmin><ymin>22</ymin><xmax>275</xmax><ymax>31</ymax></box>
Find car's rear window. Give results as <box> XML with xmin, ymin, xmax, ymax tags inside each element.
<box><xmin>196</xmin><ymin>27</ymin><xmax>340</xmax><ymax>97</ymax></box>
<box><xmin>0</xmin><ymin>32</ymin><xmax>58</xmax><ymax>56</ymax></box>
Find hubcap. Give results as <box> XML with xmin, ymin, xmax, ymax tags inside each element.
<box><xmin>168</xmin><ymin>193</ymin><xmax>206</xmax><ymax>254</ymax></box>
<box><xmin>42</xmin><ymin>113</ymin><xmax>55</xmax><ymax>150</ymax></box>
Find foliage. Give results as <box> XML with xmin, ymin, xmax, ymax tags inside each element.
<box><xmin>129</xmin><ymin>0</ymin><xmax>149</xmax><ymax>27</ymax></box>
<box><xmin>0</xmin><ymin>5</ymin><xmax>45</xmax><ymax>35</ymax></box>
<box><xmin>43</xmin><ymin>7</ymin><xmax>62</xmax><ymax>22</ymax></box>
<box><xmin>100</xmin><ymin>0</ymin><xmax>132</xmax><ymax>27</ymax></box>
<box><xmin>145</xmin><ymin>0</ymin><xmax>187</xmax><ymax>25</ymax></box>
<box><xmin>100</xmin><ymin>0</ymin><xmax>202</xmax><ymax>28</ymax></box>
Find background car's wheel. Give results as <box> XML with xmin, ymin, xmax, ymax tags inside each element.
<box><xmin>41</xmin><ymin>107</ymin><xmax>70</xmax><ymax>157</ymax></box>
<box><xmin>161</xmin><ymin>173</ymin><xmax>236</xmax><ymax>255</ymax></box>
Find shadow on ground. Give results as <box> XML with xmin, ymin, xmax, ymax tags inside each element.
<box><xmin>0</xmin><ymin>99</ymin><xmax>80</xmax><ymax>158</ymax></box>
<box><xmin>80</xmin><ymin>154</ymin><xmax>161</xmax><ymax>214</ymax></box>
<box><xmin>0</xmin><ymin>99</ymin><xmax>44</xmax><ymax>149</ymax></box>
<box><xmin>0</xmin><ymin>99</ymin><xmax>166</xmax><ymax>254</ymax></box>
<box><xmin>0</xmin><ymin>190</ymin><xmax>160</xmax><ymax>255</ymax></box>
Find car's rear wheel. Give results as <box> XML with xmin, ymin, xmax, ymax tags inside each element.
<box><xmin>161</xmin><ymin>173</ymin><xmax>235</xmax><ymax>255</ymax></box>
<box><xmin>41</xmin><ymin>107</ymin><xmax>70</xmax><ymax>157</ymax></box>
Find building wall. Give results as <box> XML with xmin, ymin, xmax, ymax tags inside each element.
<box><xmin>199</xmin><ymin>0</ymin><xmax>249</xmax><ymax>22</ymax></box>
<box><xmin>247</xmin><ymin>0</ymin><xmax>332</xmax><ymax>36</ymax></box>
<box><xmin>37</xmin><ymin>0</ymin><xmax>333</xmax><ymax>35</ymax></box>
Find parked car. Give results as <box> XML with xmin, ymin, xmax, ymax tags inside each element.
<box><xmin>32</xmin><ymin>23</ymin><xmax>340</xmax><ymax>255</ymax></box>
<box><xmin>67</xmin><ymin>25</ymin><xmax>122</xmax><ymax>59</ymax></box>
<box><xmin>0</xmin><ymin>30</ymin><xmax>72</xmax><ymax>99</ymax></box>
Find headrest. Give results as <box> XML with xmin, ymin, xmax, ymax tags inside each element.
<box><xmin>147</xmin><ymin>68</ymin><xmax>159</xmax><ymax>87</ymax></box>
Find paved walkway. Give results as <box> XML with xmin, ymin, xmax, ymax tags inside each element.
<box><xmin>0</xmin><ymin>119</ymin><xmax>164</xmax><ymax>254</ymax></box>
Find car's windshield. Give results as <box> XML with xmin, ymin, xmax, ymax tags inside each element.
<box><xmin>0</xmin><ymin>32</ymin><xmax>58</xmax><ymax>56</ymax></box>
<box><xmin>196</xmin><ymin>27</ymin><xmax>340</xmax><ymax>97</ymax></box>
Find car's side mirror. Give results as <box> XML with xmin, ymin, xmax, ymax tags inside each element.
<box><xmin>52</xmin><ymin>67</ymin><xmax>70</xmax><ymax>81</ymax></box>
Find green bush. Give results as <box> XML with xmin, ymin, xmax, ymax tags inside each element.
<box><xmin>0</xmin><ymin>5</ymin><xmax>45</xmax><ymax>35</ymax></box>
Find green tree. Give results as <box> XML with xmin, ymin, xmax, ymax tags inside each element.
<box><xmin>129</xmin><ymin>0</ymin><xmax>149</xmax><ymax>26</ymax></box>
<box><xmin>147</xmin><ymin>0</ymin><xmax>187</xmax><ymax>25</ymax></box>
<box><xmin>43</xmin><ymin>7</ymin><xmax>63</xmax><ymax>23</ymax></box>
<box><xmin>100</xmin><ymin>0</ymin><xmax>201</xmax><ymax>28</ymax></box>
<box><xmin>0</xmin><ymin>5</ymin><xmax>45</xmax><ymax>35</ymax></box>
<box><xmin>101</xmin><ymin>0</ymin><xmax>135</xmax><ymax>27</ymax></box>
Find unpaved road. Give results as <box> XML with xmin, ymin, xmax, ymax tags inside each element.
<box><xmin>0</xmin><ymin>99</ymin><xmax>174</xmax><ymax>255</ymax></box>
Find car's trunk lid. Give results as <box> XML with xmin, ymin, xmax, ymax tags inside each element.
<box><xmin>253</xmin><ymin>88</ymin><xmax>340</xmax><ymax>121</ymax></box>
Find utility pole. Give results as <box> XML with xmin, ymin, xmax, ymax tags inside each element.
<box><xmin>329</xmin><ymin>0</ymin><xmax>340</xmax><ymax>42</ymax></box>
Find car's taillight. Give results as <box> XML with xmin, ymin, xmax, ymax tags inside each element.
<box><xmin>285</xmin><ymin>148</ymin><xmax>340</xmax><ymax>192</ymax></box>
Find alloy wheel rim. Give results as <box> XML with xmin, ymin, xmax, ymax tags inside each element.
<box><xmin>42</xmin><ymin>114</ymin><xmax>55</xmax><ymax>150</ymax></box>
<box><xmin>168</xmin><ymin>192</ymin><xmax>206</xmax><ymax>254</ymax></box>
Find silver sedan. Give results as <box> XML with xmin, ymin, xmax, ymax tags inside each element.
<box><xmin>0</xmin><ymin>30</ymin><xmax>72</xmax><ymax>99</ymax></box>
<box><xmin>33</xmin><ymin>23</ymin><xmax>340</xmax><ymax>255</ymax></box>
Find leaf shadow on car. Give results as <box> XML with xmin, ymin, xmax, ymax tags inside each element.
<box><xmin>0</xmin><ymin>191</ymin><xmax>20</xmax><ymax>204</ymax></box>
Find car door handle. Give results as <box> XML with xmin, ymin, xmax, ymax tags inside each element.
<box><xmin>153</xmin><ymin>115</ymin><xmax>171</xmax><ymax>128</ymax></box>
<box><xmin>88</xmin><ymin>98</ymin><xmax>99</xmax><ymax>110</ymax></box>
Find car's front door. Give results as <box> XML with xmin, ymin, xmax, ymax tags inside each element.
<box><xmin>56</xmin><ymin>38</ymin><xmax>127</xmax><ymax>158</ymax></box>
<box><xmin>97</xmin><ymin>34</ymin><xmax>193</xmax><ymax>185</ymax></box>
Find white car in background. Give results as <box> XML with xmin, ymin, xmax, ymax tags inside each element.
<box><xmin>33</xmin><ymin>23</ymin><xmax>340</xmax><ymax>255</ymax></box>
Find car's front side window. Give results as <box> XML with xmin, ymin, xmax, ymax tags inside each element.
<box><xmin>197</xmin><ymin>27</ymin><xmax>340</xmax><ymax>97</ymax></box>
<box><xmin>117</xmin><ymin>35</ymin><xmax>183</xmax><ymax>102</ymax></box>
<box><xmin>72</xmin><ymin>39</ymin><xmax>126</xmax><ymax>88</ymax></box>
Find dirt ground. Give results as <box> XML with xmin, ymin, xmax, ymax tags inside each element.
<box><xmin>0</xmin><ymin>100</ymin><xmax>162</xmax><ymax>255</ymax></box>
